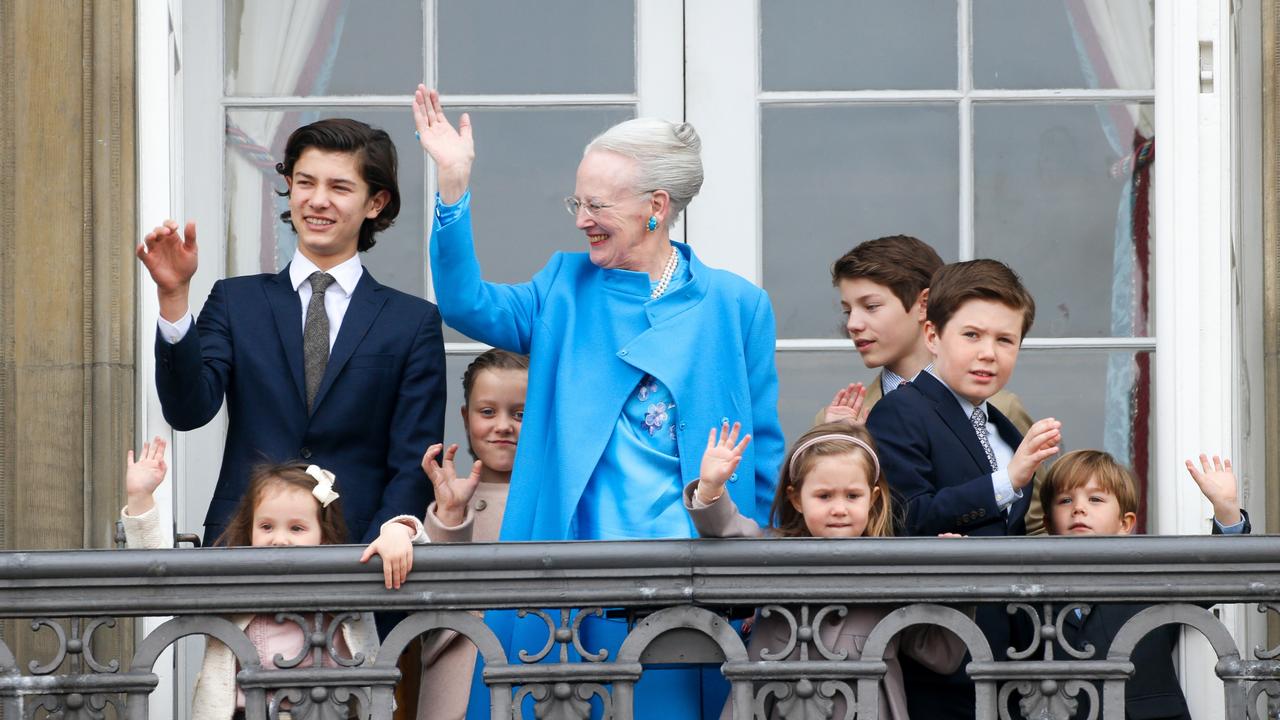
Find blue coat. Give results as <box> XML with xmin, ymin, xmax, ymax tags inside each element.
<box><xmin>431</xmin><ymin>203</ymin><xmax>785</xmax><ymax>542</ymax></box>
<box><xmin>155</xmin><ymin>266</ymin><xmax>447</xmax><ymax>544</ymax></box>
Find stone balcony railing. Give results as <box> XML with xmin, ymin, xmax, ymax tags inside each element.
<box><xmin>1</xmin><ymin>535</ymin><xmax>1279</xmax><ymax>719</ymax></box>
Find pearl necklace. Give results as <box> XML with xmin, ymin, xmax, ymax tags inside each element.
<box><xmin>650</xmin><ymin>247</ymin><xmax>680</xmax><ymax>300</ymax></box>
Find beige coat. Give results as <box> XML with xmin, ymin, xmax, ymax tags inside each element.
<box><xmin>120</xmin><ymin>506</ymin><xmax>379</xmax><ymax>720</ymax></box>
<box><xmin>814</xmin><ymin>372</ymin><xmax>1048</xmax><ymax>535</ymax></box>
<box><xmin>682</xmin><ymin>483</ymin><xmax>970</xmax><ymax>720</ymax></box>
<box><xmin>398</xmin><ymin>482</ymin><xmax>509</xmax><ymax>720</ymax></box>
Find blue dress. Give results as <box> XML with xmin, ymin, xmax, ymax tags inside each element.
<box><xmin>430</xmin><ymin>193</ymin><xmax>783</xmax><ymax>719</ymax></box>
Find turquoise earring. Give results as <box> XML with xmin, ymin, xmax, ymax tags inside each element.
<box><xmin>647</xmin><ymin>216</ymin><xmax>658</xmax><ymax>232</ymax></box>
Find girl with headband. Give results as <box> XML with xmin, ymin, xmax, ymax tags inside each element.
<box><xmin>684</xmin><ymin>421</ymin><xmax>969</xmax><ymax>720</ymax></box>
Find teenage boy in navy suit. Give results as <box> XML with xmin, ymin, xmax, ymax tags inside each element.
<box><xmin>137</xmin><ymin>118</ymin><xmax>446</xmax><ymax>546</ymax></box>
<box><xmin>866</xmin><ymin>259</ymin><xmax>1062</xmax><ymax>720</ymax></box>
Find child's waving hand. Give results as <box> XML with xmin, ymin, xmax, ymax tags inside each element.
<box><xmin>823</xmin><ymin>383</ymin><xmax>868</xmax><ymax>426</ymax></box>
<box><xmin>422</xmin><ymin>443</ymin><xmax>482</xmax><ymax>527</ymax></box>
<box><xmin>1185</xmin><ymin>454</ymin><xmax>1242</xmax><ymax>526</ymax></box>
<box><xmin>696</xmin><ymin>422</ymin><xmax>752</xmax><ymax>505</ymax></box>
<box><xmin>125</xmin><ymin>437</ymin><xmax>168</xmax><ymax>515</ymax></box>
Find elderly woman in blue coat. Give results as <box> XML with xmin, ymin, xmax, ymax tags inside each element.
<box><xmin>414</xmin><ymin>85</ymin><xmax>784</xmax><ymax>718</ymax></box>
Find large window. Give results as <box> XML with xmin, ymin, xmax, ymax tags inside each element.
<box><xmin>689</xmin><ymin>0</ymin><xmax>1157</xmax><ymax>526</ymax></box>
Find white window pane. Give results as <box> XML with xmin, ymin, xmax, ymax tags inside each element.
<box><xmin>224</xmin><ymin>108</ymin><xmax>426</xmax><ymax>296</ymax></box>
<box><xmin>761</xmin><ymin>0</ymin><xmax>956</xmax><ymax>91</ymax></box>
<box><xmin>974</xmin><ymin>103</ymin><xmax>1154</xmax><ymax>338</ymax></box>
<box><xmin>973</xmin><ymin>0</ymin><xmax>1154</xmax><ymax>90</ymax></box>
<box><xmin>438</xmin><ymin>1</ymin><xmax>635</xmax><ymax>94</ymax></box>
<box><xmin>440</xmin><ymin>106</ymin><xmax>634</xmax><ymax>342</ymax></box>
<box><xmin>1015</xmin><ymin>349</ymin><xmax>1154</xmax><ymax>528</ymax></box>
<box><xmin>225</xmin><ymin>0</ymin><xmax>423</xmax><ymax>96</ymax></box>
<box><xmin>776</xmin><ymin>350</ymin><xmax>873</xmax><ymax>443</ymax></box>
<box><xmin>762</xmin><ymin>105</ymin><xmax>959</xmax><ymax>339</ymax></box>
<box><xmin>444</xmin><ymin>353</ymin><xmax>476</xmax><ymax>449</ymax></box>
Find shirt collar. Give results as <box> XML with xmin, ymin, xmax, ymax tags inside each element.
<box><xmin>925</xmin><ymin>368</ymin><xmax>988</xmax><ymax>420</ymax></box>
<box><xmin>289</xmin><ymin>251</ymin><xmax>363</xmax><ymax>297</ymax></box>
<box><xmin>882</xmin><ymin>362</ymin><xmax>934</xmax><ymax>395</ymax></box>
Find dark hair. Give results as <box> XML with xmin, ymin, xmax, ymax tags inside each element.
<box><xmin>830</xmin><ymin>235</ymin><xmax>944</xmax><ymax>311</ymax></box>
<box><xmin>462</xmin><ymin>349</ymin><xmax>531</xmax><ymax>406</ymax></box>
<box><xmin>275</xmin><ymin>118</ymin><xmax>401</xmax><ymax>252</ymax></box>
<box><xmin>1040</xmin><ymin>450</ymin><xmax>1139</xmax><ymax>533</ymax></box>
<box><xmin>926</xmin><ymin>259</ymin><xmax>1036</xmax><ymax>337</ymax></box>
<box><xmin>214</xmin><ymin>462</ymin><xmax>349</xmax><ymax>547</ymax></box>
<box><xmin>770</xmin><ymin>423</ymin><xmax>896</xmax><ymax>538</ymax></box>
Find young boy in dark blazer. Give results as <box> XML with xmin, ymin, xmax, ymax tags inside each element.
<box><xmin>816</xmin><ymin>237</ymin><xmax>1050</xmax><ymax>534</ymax></box>
<box><xmin>1041</xmin><ymin>449</ymin><xmax>1249</xmax><ymax>719</ymax></box>
<box><xmin>866</xmin><ymin>259</ymin><xmax>1062</xmax><ymax>719</ymax></box>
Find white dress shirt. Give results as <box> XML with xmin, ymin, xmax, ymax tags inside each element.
<box><xmin>156</xmin><ymin>251</ymin><xmax>364</xmax><ymax>350</ymax></box>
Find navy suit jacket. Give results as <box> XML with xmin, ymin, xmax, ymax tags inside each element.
<box><xmin>866</xmin><ymin>370</ymin><xmax>1032</xmax><ymax>537</ymax></box>
<box><xmin>866</xmin><ymin>371</ymin><xmax>1031</xmax><ymax>720</ymax></box>
<box><xmin>1064</xmin><ymin>513</ymin><xmax>1250</xmax><ymax>720</ymax></box>
<box><xmin>155</xmin><ymin>265</ymin><xmax>445</xmax><ymax>544</ymax></box>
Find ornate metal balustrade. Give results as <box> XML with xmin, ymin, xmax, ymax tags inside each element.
<box><xmin>1</xmin><ymin>535</ymin><xmax>1279</xmax><ymax>719</ymax></box>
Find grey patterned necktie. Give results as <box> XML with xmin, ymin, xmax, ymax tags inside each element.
<box><xmin>304</xmin><ymin>272</ymin><xmax>336</xmax><ymax>411</ymax></box>
<box><xmin>971</xmin><ymin>406</ymin><xmax>999</xmax><ymax>471</ymax></box>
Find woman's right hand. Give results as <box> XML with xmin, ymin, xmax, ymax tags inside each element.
<box><xmin>413</xmin><ymin>85</ymin><xmax>474</xmax><ymax>204</ymax></box>
<box><xmin>125</xmin><ymin>436</ymin><xmax>168</xmax><ymax>516</ymax></box>
<box><xmin>422</xmin><ymin>443</ymin><xmax>482</xmax><ymax>527</ymax></box>
<box><xmin>696</xmin><ymin>422</ymin><xmax>751</xmax><ymax>505</ymax></box>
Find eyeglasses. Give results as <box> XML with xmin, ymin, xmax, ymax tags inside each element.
<box><xmin>564</xmin><ymin>190</ymin><xmax>653</xmax><ymax>218</ymax></box>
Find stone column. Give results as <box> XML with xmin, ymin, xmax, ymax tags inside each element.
<box><xmin>0</xmin><ymin>0</ymin><xmax>136</xmax><ymax>666</ymax></box>
<box><xmin>1264</xmin><ymin>0</ymin><xmax>1280</xmax><ymax>650</ymax></box>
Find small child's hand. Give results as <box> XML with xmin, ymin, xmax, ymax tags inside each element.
<box><xmin>823</xmin><ymin>383</ymin><xmax>868</xmax><ymax>426</ymax></box>
<box><xmin>937</xmin><ymin>532</ymin><xmax>965</xmax><ymax>538</ymax></box>
<box><xmin>422</xmin><ymin>443</ymin><xmax>482</xmax><ymax>527</ymax></box>
<box><xmin>125</xmin><ymin>437</ymin><xmax>168</xmax><ymax>516</ymax></box>
<box><xmin>1008</xmin><ymin>418</ymin><xmax>1061</xmax><ymax>490</ymax></box>
<box><xmin>1185</xmin><ymin>454</ymin><xmax>1242</xmax><ymax>526</ymax></box>
<box><xmin>697</xmin><ymin>422</ymin><xmax>752</xmax><ymax>504</ymax></box>
<box><xmin>359</xmin><ymin>521</ymin><xmax>416</xmax><ymax>589</ymax></box>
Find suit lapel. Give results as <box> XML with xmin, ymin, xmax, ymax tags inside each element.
<box><xmin>913</xmin><ymin>373</ymin><xmax>993</xmax><ymax>473</ymax></box>
<box><xmin>310</xmin><ymin>270</ymin><xmax>387</xmax><ymax>414</ymax></box>
<box><xmin>265</xmin><ymin>267</ymin><xmax>307</xmax><ymax>407</ymax></box>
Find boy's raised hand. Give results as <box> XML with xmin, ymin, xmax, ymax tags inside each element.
<box><xmin>422</xmin><ymin>443</ymin><xmax>482</xmax><ymax>528</ymax></box>
<box><xmin>125</xmin><ymin>436</ymin><xmax>168</xmax><ymax>516</ymax></box>
<box><xmin>823</xmin><ymin>383</ymin><xmax>868</xmax><ymax>426</ymax></box>
<box><xmin>360</xmin><ymin>522</ymin><xmax>417</xmax><ymax>589</ymax></box>
<box><xmin>136</xmin><ymin>220</ymin><xmax>198</xmax><ymax>322</ymax></box>
<box><xmin>1008</xmin><ymin>418</ymin><xmax>1061</xmax><ymax>490</ymax></box>
<box><xmin>696</xmin><ymin>422</ymin><xmax>752</xmax><ymax>505</ymax></box>
<box><xmin>1185</xmin><ymin>454</ymin><xmax>1242</xmax><ymax>526</ymax></box>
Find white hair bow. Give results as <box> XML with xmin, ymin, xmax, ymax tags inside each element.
<box><xmin>304</xmin><ymin>465</ymin><xmax>340</xmax><ymax>508</ymax></box>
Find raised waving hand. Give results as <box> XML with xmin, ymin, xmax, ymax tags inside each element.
<box><xmin>696</xmin><ymin>422</ymin><xmax>752</xmax><ymax>505</ymax></box>
<box><xmin>422</xmin><ymin>443</ymin><xmax>483</xmax><ymax>527</ymax></box>
<box><xmin>1185</xmin><ymin>454</ymin><xmax>1243</xmax><ymax>526</ymax></box>
<box><xmin>823</xmin><ymin>382</ymin><xmax>868</xmax><ymax>426</ymax></box>
<box><xmin>413</xmin><ymin>85</ymin><xmax>474</xmax><ymax>204</ymax></box>
<box><xmin>136</xmin><ymin>220</ymin><xmax>199</xmax><ymax>321</ymax></box>
<box><xmin>125</xmin><ymin>436</ymin><xmax>168</xmax><ymax>516</ymax></box>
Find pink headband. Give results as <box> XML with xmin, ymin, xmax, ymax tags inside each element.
<box><xmin>787</xmin><ymin>434</ymin><xmax>881</xmax><ymax>483</ymax></box>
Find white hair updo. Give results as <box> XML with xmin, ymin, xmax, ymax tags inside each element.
<box><xmin>585</xmin><ymin>118</ymin><xmax>704</xmax><ymax>227</ymax></box>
